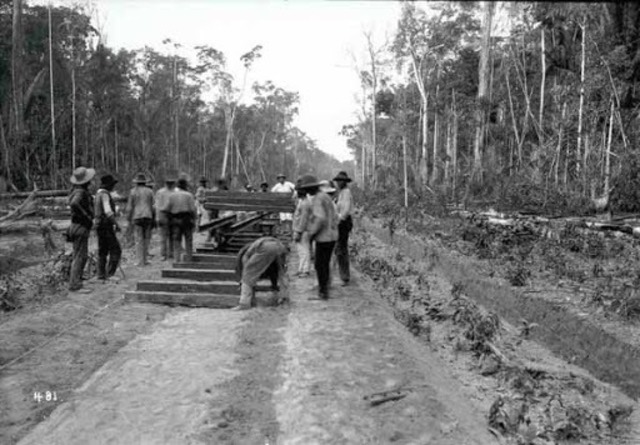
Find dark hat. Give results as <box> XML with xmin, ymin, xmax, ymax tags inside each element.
<box><xmin>70</xmin><ymin>166</ymin><xmax>96</xmax><ymax>185</ymax></box>
<box><xmin>260</xmin><ymin>181</ymin><xmax>269</xmax><ymax>188</ymax></box>
<box><xmin>296</xmin><ymin>174</ymin><xmax>321</xmax><ymax>190</ymax></box>
<box><xmin>199</xmin><ymin>176</ymin><xmax>208</xmax><ymax>184</ymax></box>
<box><xmin>100</xmin><ymin>174</ymin><xmax>118</xmax><ymax>188</ymax></box>
<box><xmin>133</xmin><ymin>173</ymin><xmax>147</xmax><ymax>184</ymax></box>
<box><xmin>276</xmin><ymin>173</ymin><xmax>286</xmax><ymax>179</ymax></box>
<box><xmin>333</xmin><ymin>171</ymin><xmax>352</xmax><ymax>183</ymax></box>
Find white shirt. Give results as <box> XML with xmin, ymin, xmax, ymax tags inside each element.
<box><xmin>271</xmin><ymin>181</ymin><xmax>296</xmax><ymax>196</ymax></box>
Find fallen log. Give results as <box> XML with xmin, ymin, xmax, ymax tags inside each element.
<box><xmin>0</xmin><ymin>219</ymin><xmax>68</xmax><ymax>235</ymax></box>
<box><xmin>0</xmin><ymin>189</ymin><xmax>38</xmax><ymax>223</ymax></box>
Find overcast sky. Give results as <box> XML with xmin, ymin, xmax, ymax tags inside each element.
<box><xmin>81</xmin><ymin>0</ymin><xmax>401</xmax><ymax>162</ymax></box>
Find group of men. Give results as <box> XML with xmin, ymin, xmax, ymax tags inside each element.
<box><xmin>67</xmin><ymin>167</ymin><xmax>198</xmax><ymax>293</ymax></box>
<box><xmin>67</xmin><ymin>166</ymin><xmax>354</xmax><ymax>309</ymax></box>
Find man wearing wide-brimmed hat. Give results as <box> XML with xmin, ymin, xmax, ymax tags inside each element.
<box><xmin>295</xmin><ymin>174</ymin><xmax>338</xmax><ymax>300</ymax></box>
<box><xmin>155</xmin><ymin>173</ymin><xmax>177</xmax><ymax>260</ymax></box>
<box><xmin>95</xmin><ymin>173</ymin><xmax>122</xmax><ymax>282</ymax></box>
<box><xmin>126</xmin><ymin>172</ymin><xmax>155</xmax><ymax>266</ymax></box>
<box><xmin>168</xmin><ymin>174</ymin><xmax>198</xmax><ymax>262</ymax></box>
<box><xmin>333</xmin><ymin>171</ymin><xmax>354</xmax><ymax>286</ymax></box>
<box><xmin>68</xmin><ymin>166</ymin><xmax>96</xmax><ymax>293</ymax></box>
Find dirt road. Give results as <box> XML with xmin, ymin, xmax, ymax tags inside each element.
<box><xmin>15</xmin><ymin>252</ymin><xmax>496</xmax><ymax>444</ymax></box>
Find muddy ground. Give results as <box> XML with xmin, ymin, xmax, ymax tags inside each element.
<box><xmin>0</xmin><ymin>215</ymin><xmax>639</xmax><ymax>444</ymax></box>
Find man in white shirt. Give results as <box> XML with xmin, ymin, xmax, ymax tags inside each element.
<box><xmin>271</xmin><ymin>173</ymin><xmax>296</xmax><ymax>231</ymax></box>
<box><xmin>333</xmin><ymin>171</ymin><xmax>354</xmax><ymax>286</ymax></box>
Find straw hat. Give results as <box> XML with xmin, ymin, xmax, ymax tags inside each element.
<box><xmin>70</xmin><ymin>166</ymin><xmax>96</xmax><ymax>185</ymax></box>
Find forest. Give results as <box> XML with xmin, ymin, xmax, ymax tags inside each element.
<box><xmin>0</xmin><ymin>0</ymin><xmax>349</xmax><ymax>192</ymax></box>
<box><xmin>345</xmin><ymin>2</ymin><xmax>640</xmax><ymax>214</ymax></box>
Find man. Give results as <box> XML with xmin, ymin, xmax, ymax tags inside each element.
<box><xmin>259</xmin><ymin>182</ymin><xmax>269</xmax><ymax>193</ymax></box>
<box><xmin>168</xmin><ymin>176</ymin><xmax>197</xmax><ymax>262</ymax></box>
<box><xmin>126</xmin><ymin>173</ymin><xmax>155</xmax><ymax>266</ymax></box>
<box><xmin>68</xmin><ymin>166</ymin><xmax>95</xmax><ymax>293</ymax></box>
<box><xmin>95</xmin><ymin>174</ymin><xmax>122</xmax><ymax>282</ymax></box>
<box><xmin>292</xmin><ymin>180</ymin><xmax>313</xmax><ymax>278</ymax></box>
<box><xmin>296</xmin><ymin>175</ymin><xmax>338</xmax><ymax>300</ymax></box>
<box><xmin>233</xmin><ymin>236</ymin><xmax>289</xmax><ymax>310</ymax></box>
<box><xmin>271</xmin><ymin>173</ymin><xmax>296</xmax><ymax>231</ymax></box>
<box><xmin>195</xmin><ymin>176</ymin><xmax>209</xmax><ymax>229</ymax></box>
<box><xmin>155</xmin><ymin>174</ymin><xmax>176</xmax><ymax>261</ymax></box>
<box><xmin>333</xmin><ymin>171</ymin><xmax>354</xmax><ymax>286</ymax></box>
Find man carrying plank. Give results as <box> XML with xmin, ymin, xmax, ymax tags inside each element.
<box><xmin>233</xmin><ymin>236</ymin><xmax>289</xmax><ymax>311</ymax></box>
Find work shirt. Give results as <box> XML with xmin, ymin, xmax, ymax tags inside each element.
<box><xmin>95</xmin><ymin>188</ymin><xmax>116</xmax><ymax>228</ymax></box>
<box><xmin>336</xmin><ymin>187</ymin><xmax>353</xmax><ymax>221</ymax></box>
<box><xmin>307</xmin><ymin>191</ymin><xmax>338</xmax><ymax>243</ymax></box>
<box><xmin>271</xmin><ymin>181</ymin><xmax>296</xmax><ymax>197</ymax></box>
<box><xmin>236</xmin><ymin>237</ymin><xmax>287</xmax><ymax>286</ymax></box>
<box><xmin>126</xmin><ymin>185</ymin><xmax>155</xmax><ymax>221</ymax></box>
<box><xmin>292</xmin><ymin>195</ymin><xmax>312</xmax><ymax>234</ymax></box>
<box><xmin>68</xmin><ymin>187</ymin><xmax>94</xmax><ymax>229</ymax></box>
<box><xmin>167</xmin><ymin>188</ymin><xmax>197</xmax><ymax>216</ymax></box>
<box><xmin>155</xmin><ymin>186</ymin><xmax>174</xmax><ymax>215</ymax></box>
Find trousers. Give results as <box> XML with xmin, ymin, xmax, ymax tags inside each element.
<box><xmin>157</xmin><ymin>212</ymin><xmax>173</xmax><ymax>260</ymax></box>
<box><xmin>296</xmin><ymin>232</ymin><xmax>311</xmax><ymax>274</ymax></box>
<box><xmin>315</xmin><ymin>241</ymin><xmax>336</xmax><ymax>298</ymax></box>
<box><xmin>335</xmin><ymin>216</ymin><xmax>353</xmax><ymax>282</ymax></box>
<box><xmin>171</xmin><ymin>213</ymin><xmax>194</xmax><ymax>262</ymax></box>
<box><xmin>69</xmin><ymin>234</ymin><xmax>89</xmax><ymax>290</ymax></box>
<box><xmin>97</xmin><ymin>227</ymin><xmax>121</xmax><ymax>279</ymax></box>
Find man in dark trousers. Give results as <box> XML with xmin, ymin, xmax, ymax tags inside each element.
<box><xmin>295</xmin><ymin>174</ymin><xmax>338</xmax><ymax>300</ymax></box>
<box><xmin>155</xmin><ymin>174</ymin><xmax>176</xmax><ymax>261</ymax></box>
<box><xmin>168</xmin><ymin>176</ymin><xmax>197</xmax><ymax>262</ymax></box>
<box><xmin>333</xmin><ymin>171</ymin><xmax>354</xmax><ymax>286</ymax></box>
<box><xmin>68</xmin><ymin>166</ymin><xmax>96</xmax><ymax>293</ymax></box>
<box><xmin>126</xmin><ymin>173</ymin><xmax>155</xmax><ymax>266</ymax></box>
<box><xmin>95</xmin><ymin>174</ymin><xmax>122</xmax><ymax>282</ymax></box>
<box><xmin>233</xmin><ymin>236</ymin><xmax>289</xmax><ymax>310</ymax></box>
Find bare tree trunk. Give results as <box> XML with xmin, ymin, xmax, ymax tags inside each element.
<box><xmin>554</xmin><ymin>102</ymin><xmax>566</xmax><ymax>186</ymax></box>
<box><xmin>452</xmin><ymin>89</ymin><xmax>458</xmax><ymax>199</ymax></box>
<box><xmin>473</xmin><ymin>0</ymin><xmax>494</xmax><ymax>178</ymax></box>
<box><xmin>114</xmin><ymin>117</ymin><xmax>119</xmax><ymax>173</ymax></box>
<box><xmin>409</xmin><ymin>54</ymin><xmax>429</xmax><ymax>187</ymax></box>
<box><xmin>48</xmin><ymin>4</ymin><xmax>56</xmax><ymax>188</ymax></box>
<box><xmin>0</xmin><ymin>113</ymin><xmax>10</xmax><ymax>181</ymax></box>
<box><xmin>402</xmin><ymin>134</ymin><xmax>408</xmax><ymax>207</ymax></box>
<box><xmin>11</xmin><ymin>0</ymin><xmax>24</xmax><ymax>181</ymax></box>
<box><xmin>430</xmin><ymin>67</ymin><xmax>440</xmax><ymax>186</ymax></box>
<box><xmin>72</xmin><ymin>65</ymin><xmax>77</xmax><ymax>170</ymax></box>
<box><xmin>539</xmin><ymin>26</ymin><xmax>546</xmax><ymax>149</ymax></box>
<box><xmin>576</xmin><ymin>19</ymin><xmax>586</xmax><ymax>180</ymax></box>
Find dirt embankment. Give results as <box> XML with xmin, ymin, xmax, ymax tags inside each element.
<box><xmin>354</xmin><ymin>217</ymin><xmax>640</xmax><ymax>445</ymax></box>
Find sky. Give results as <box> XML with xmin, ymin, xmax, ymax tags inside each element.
<box><xmin>85</xmin><ymin>0</ymin><xmax>402</xmax><ymax>162</ymax></box>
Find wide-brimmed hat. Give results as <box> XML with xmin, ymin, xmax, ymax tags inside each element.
<box><xmin>296</xmin><ymin>174</ymin><xmax>321</xmax><ymax>190</ymax></box>
<box><xmin>99</xmin><ymin>174</ymin><xmax>118</xmax><ymax>188</ymax></box>
<box><xmin>276</xmin><ymin>173</ymin><xmax>286</xmax><ymax>179</ymax></box>
<box><xmin>199</xmin><ymin>176</ymin><xmax>208</xmax><ymax>184</ymax></box>
<box><xmin>260</xmin><ymin>181</ymin><xmax>269</xmax><ymax>188</ymax></box>
<box><xmin>70</xmin><ymin>166</ymin><xmax>96</xmax><ymax>185</ymax></box>
<box><xmin>319</xmin><ymin>179</ymin><xmax>336</xmax><ymax>194</ymax></box>
<box><xmin>133</xmin><ymin>173</ymin><xmax>147</xmax><ymax>184</ymax></box>
<box><xmin>333</xmin><ymin>171</ymin><xmax>352</xmax><ymax>183</ymax></box>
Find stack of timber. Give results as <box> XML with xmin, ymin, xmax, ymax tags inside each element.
<box><xmin>124</xmin><ymin>191</ymin><xmax>295</xmax><ymax>308</ymax></box>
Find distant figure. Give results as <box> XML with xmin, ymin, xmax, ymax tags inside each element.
<box><xmin>292</xmin><ymin>180</ymin><xmax>313</xmax><ymax>278</ymax></box>
<box><xmin>271</xmin><ymin>173</ymin><xmax>296</xmax><ymax>231</ymax></box>
<box><xmin>67</xmin><ymin>166</ymin><xmax>96</xmax><ymax>293</ymax></box>
<box><xmin>233</xmin><ymin>236</ymin><xmax>289</xmax><ymax>311</ymax></box>
<box><xmin>195</xmin><ymin>176</ymin><xmax>210</xmax><ymax>229</ymax></box>
<box><xmin>296</xmin><ymin>174</ymin><xmax>338</xmax><ymax>300</ymax></box>
<box><xmin>259</xmin><ymin>182</ymin><xmax>269</xmax><ymax>193</ymax></box>
<box><xmin>155</xmin><ymin>175</ymin><xmax>176</xmax><ymax>261</ymax></box>
<box><xmin>168</xmin><ymin>176</ymin><xmax>197</xmax><ymax>262</ymax></box>
<box><xmin>244</xmin><ymin>183</ymin><xmax>255</xmax><ymax>192</ymax></box>
<box><xmin>127</xmin><ymin>173</ymin><xmax>155</xmax><ymax>266</ymax></box>
<box><xmin>333</xmin><ymin>171</ymin><xmax>353</xmax><ymax>286</ymax></box>
<box><xmin>95</xmin><ymin>174</ymin><xmax>122</xmax><ymax>282</ymax></box>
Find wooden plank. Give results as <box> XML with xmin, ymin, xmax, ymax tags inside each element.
<box><xmin>189</xmin><ymin>254</ymin><xmax>237</xmax><ymax>264</ymax></box>
<box><xmin>204</xmin><ymin>191</ymin><xmax>293</xmax><ymax>200</ymax></box>
<box><xmin>225</xmin><ymin>213</ymin><xmax>268</xmax><ymax>234</ymax></box>
<box><xmin>197</xmin><ymin>214</ymin><xmax>237</xmax><ymax>232</ymax></box>
<box><xmin>161</xmin><ymin>268</ymin><xmax>236</xmax><ymax>281</ymax></box>
<box><xmin>125</xmin><ymin>291</ymin><xmax>239</xmax><ymax>308</ymax></box>
<box><xmin>136</xmin><ymin>280</ymin><xmax>272</xmax><ymax>294</ymax></box>
<box><xmin>203</xmin><ymin>203</ymin><xmax>293</xmax><ymax>212</ymax></box>
<box><xmin>173</xmin><ymin>262</ymin><xmax>234</xmax><ymax>271</ymax></box>
<box><xmin>124</xmin><ymin>290</ymin><xmax>279</xmax><ymax>308</ymax></box>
